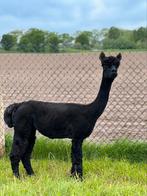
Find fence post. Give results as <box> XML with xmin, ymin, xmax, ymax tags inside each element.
<box><xmin>0</xmin><ymin>95</ymin><xmax>5</xmax><ymax>157</ymax></box>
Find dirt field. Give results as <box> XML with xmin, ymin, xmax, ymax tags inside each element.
<box><xmin>0</xmin><ymin>52</ymin><xmax>146</xmax><ymax>142</ymax></box>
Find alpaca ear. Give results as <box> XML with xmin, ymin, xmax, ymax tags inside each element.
<box><xmin>116</xmin><ymin>53</ymin><xmax>122</xmax><ymax>61</ymax></box>
<box><xmin>99</xmin><ymin>52</ymin><xmax>105</xmax><ymax>61</ymax></box>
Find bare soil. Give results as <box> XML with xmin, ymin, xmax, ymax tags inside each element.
<box><xmin>0</xmin><ymin>52</ymin><xmax>146</xmax><ymax>142</ymax></box>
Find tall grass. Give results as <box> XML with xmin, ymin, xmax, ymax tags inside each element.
<box><xmin>1</xmin><ymin>134</ymin><xmax>146</xmax><ymax>195</ymax></box>
<box><xmin>5</xmin><ymin>134</ymin><xmax>147</xmax><ymax>163</ymax></box>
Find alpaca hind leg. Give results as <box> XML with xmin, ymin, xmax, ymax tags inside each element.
<box><xmin>71</xmin><ymin>139</ymin><xmax>83</xmax><ymax>180</ymax></box>
<box><xmin>10</xmin><ymin>135</ymin><xmax>28</xmax><ymax>178</ymax></box>
<box><xmin>21</xmin><ymin>132</ymin><xmax>36</xmax><ymax>176</ymax></box>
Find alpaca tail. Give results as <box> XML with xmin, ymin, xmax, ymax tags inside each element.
<box><xmin>4</xmin><ymin>103</ymin><xmax>22</xmax><ymax>128</ymax></box>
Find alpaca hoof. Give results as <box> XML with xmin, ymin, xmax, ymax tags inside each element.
<box><xmin>27</xmin><ymin>172</ymin><xmax>35</xmax><ymax>177</ymax></box>
<box><xmin>70</xmin><ymin>172</ymin><xmax>83</xmax><ymax>181</ymax></box>
<box><xmin>14</xmin><ymin>173</ymin><xmax>20</xmax><ymax>179</ymax></box>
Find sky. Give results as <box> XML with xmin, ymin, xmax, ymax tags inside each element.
<box><xmin>0</xmin><ymin>0</ymin><xmax>146</xmax><ymax>35</ymax></box>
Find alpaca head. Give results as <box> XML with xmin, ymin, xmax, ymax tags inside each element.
<box><xmin>99</xmin><ymin>52</ymin><xmax>122</xmax><ymax>80</ymax></box>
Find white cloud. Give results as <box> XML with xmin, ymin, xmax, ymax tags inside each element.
<box><xmin>0</xmin><ymin>0</ymin><xmax>146</xmax><ymax>35</ymax></box>
<box><xmin>89</xmin><ymin>0</ymin><xmax>106</xmax><ymax>20</ymax></box>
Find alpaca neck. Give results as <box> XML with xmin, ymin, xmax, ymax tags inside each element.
<box><xmin>89</xmin><ymin>75</ymin><xmax>113</xmax><ymax>119</ymax></box>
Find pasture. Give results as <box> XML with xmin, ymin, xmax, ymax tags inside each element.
<box><xmin>0</xmin><ymin>135</ymin><xmax>146</xmax><ymax>195</ymax></box>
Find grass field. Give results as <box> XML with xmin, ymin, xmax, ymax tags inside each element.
<box><xmin>0</xmin><ymin>135</ymin><xmax>146</xmax><ymax>195</ymax></box>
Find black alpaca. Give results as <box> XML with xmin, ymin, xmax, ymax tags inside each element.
<box><xmin>4</xmin><ymin>52</ymin><xmax>122</xmax><ymax>179</ymax></box>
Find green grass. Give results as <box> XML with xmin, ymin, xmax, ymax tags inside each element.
<box><xmin>0</xmin><ymin>134</ymin><xmax>147</xmax><ymax>195</ymax></box>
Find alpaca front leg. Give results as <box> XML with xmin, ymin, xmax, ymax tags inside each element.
<box><xmin>71</xmin><ymin>139</ymin><xmax>83</xmax><ymax>179</ymax></box>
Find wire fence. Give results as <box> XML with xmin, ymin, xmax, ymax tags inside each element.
<box><xmin>0</xmin><ymin>52</ymin><xmax>146</xmax><ymax>154</ymax></box>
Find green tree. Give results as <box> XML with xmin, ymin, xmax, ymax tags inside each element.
<box><xmin>90</xmin><ymin>30</ymin><xmax>102</xmax><ymax>49</ymax></box>
<box><xmin>133</xmin><ymin>27</ymin><xmax>147</xmax><ymax>49</ymax></box>
<box><xmin>133</xmin><ymin>27</ymin><xmax>147</xmax><ymax>42</ymax></box>
<box><xmin>75</xmin><ymin>32</ymin><xmax>90</xmax><ymax>49</ymax></box>
<box><xmin>1</xmin><ymin>34</ymin><xmax>17</xmax><ymax>50</ymax></box>
<box><xmin>18</xmin><ymin>28</ymin><xmax>45</xmax><ymax>52</ymax></box>
<box><xmin>59</xmin><ymin>33</ymin><xmax>73</xmax><ymax>43</ymax></box>
<box><xmin>18</xmin><ymin>36</ymin><xmax>32</xmax><ymax>52</ymax></box>
<box><xmin>103</xmin><ymin>37</ymin><xmax>136</xmax><ymax>49</ymax></box>
<box><xmin>115</xmin><ymin>38</ymin><xmax>136</xmax><ymax>49</ymax></box>
<box><xmin>46</xmin><ymin>32</ymin><xmax>60</xmax><ymax>52</ymax></box>
<box><xmin>59</xmin><ymin>33</ymin><xmax>74</xmax><ymax>49</ymax></box>
<box><xmin>108</xmin><ymin>27</ymin><xmax>121</xmax><ymax>39</ymax></box>
<box><xmin>9</xmin><ymin>30</ymin><xmax>23</xmax><ymax>39</ymax></box>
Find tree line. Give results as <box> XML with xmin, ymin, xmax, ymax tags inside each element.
<box><xmin>0</xmin><ymin>27</ymin><xmax>146</xmax><ymax>52</ymax></box>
